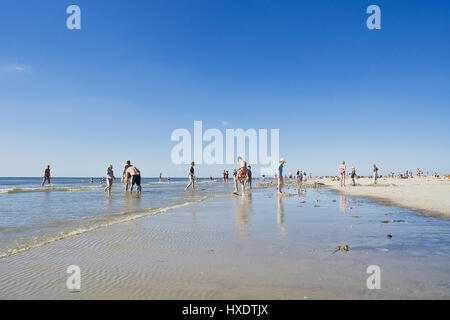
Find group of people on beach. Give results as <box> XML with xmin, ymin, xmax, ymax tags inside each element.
<box><xmin>230</xmin><ymin>157</ymin><xmax>253</xmax><ymax>194</ymax></box>
<box><xmin>338</xmin><ymin>161</ymin><xmax>379</xmax><ymax>187</ymax></box>
<box><xmin>40</xmin><ymin>157</ymin><xmax>290</xmax><ymax>197</ymax></box>
<box><xmin>184</xmin><ymin>157</ymin><xmax>255</xmax><ymax>195</ymax></box>
<box><xmin>386</xmin><ymin>168</ymin><xmax>424</xmax><ymax>179</ymax></box>
<box><xmin>338</xmin><ymin>162</ymin><xmax>428</xmax><ymax>187</ymax></box>
<box><xmin>102</xmin><ymin>161</ymin><xmax>142</xmax><ymax>195</ymax></box>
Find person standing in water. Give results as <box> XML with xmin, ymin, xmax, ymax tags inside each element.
<box><xmin>277</xmin><ymin>159</ymin><xmax>285</xmax><ymax>194</ymax></box>
<box><xmin>126</xmin><ymin>165</ymin><xmax>142</xmax><ymax>195</ymax></box>
<box><xmin>159</xmin><ymin>173</ymin><xmax>162</xmax><ymax>183</ymax></box>
<box><xmin>339</xmin><ymin>161</ymin><xmax>346</xmax><ymax>187</ymax></box>
<box><xmin>185</xmin><ymin>162</ymin><xmax>195</xmax><ymax>190</ymax></box>
<box><xmin>104</xmin><ymin>165</ymin><xmax>115</xmax><ymax>194</ymax></box>
<box><xmin>41</xmin><ymin>165</ymin><xmax>51</xmax><ymax>187</ymax></box>
<box><xmin>373</xmin><ymin>164</ymin><xmax>379</xmax><ymax>184</ymax></box>
<box><xmin>233</xmin><ymin>157</ymin><xmax>248</xmax><ymax>194</ymax></box>
<box><xmin>122</xmin><ymin>160</ymin><xmax>132</xmax><ymax>192</ymax></box>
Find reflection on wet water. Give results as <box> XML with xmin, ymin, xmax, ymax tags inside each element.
<box><xmin>188</xmin><ymin>209</ymin><xmax>197</xmax><ymax>223</ymax></box>
<box><xmin>232</xmin><ymin>194</ymin><xmax>250</xmax><ymax>236</ymax></box>
<box><xmin>340</xmin><ymin>195</ymin><xmax>347</xmax><ymax>214</ymax></box>
<box><xmin>105</xmin><ymin>194</ymin><xmax>113</xmax><ymax>209</ymax></box>
<box><xmin>122</xmin><ymin>193</ymin><xmax>142</xmax><ymax>212</ymax></box>
<box><xmin>277</xmin><ymin>197</ymin><xmax>286</xmax><ymax>235</ymax></box>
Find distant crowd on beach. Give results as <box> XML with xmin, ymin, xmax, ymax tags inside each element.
<box><xmin>40</xmin><ymin>158</ymin><xmax>444</xmax><ymax>196</ymax></box>
<box><xmin>39</xmin><ymin>157</ymin><xmax>292</xmax><ymax>197</ymax></box>
<box><xmin>335</xmin><ymin>161</ymin><xmax>434</xmax><ymax>187</ymax></box>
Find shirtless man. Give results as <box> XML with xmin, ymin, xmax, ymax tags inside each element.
<box><xmin>126</xmin><ymin>165</ymin><xmax>142</xmax><ymax>195</ymax></box>
<box><xmin>41</xmin><ymin>165</ymin><xmax>51</xmax><ymax>187</ymax></box>
<box><xmin>122</xmin><ymin>160</ymin><xmax>132</xmax><ymax>192</ymax></box>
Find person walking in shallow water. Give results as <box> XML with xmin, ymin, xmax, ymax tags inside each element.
<box><xmin>185</xmin><ymin>162</ymin><xmax>195</xmax><ymax>191</ymax></box>
<box><xmin>233</xmin><ymin>157</ymin><xmax>248</xmax><ymax>194</ymax></box>
<box><xmin>41</xmin><ymin>165</ymin><xmax>51</xmax><ymax>187</ymax></box>
<box><xmin>122</xmin><ymin>160</ymin><xmax>132</xmax><ymax>192</ymax></box>
<box><xmin>339</xmin><ymin>161</ymin><xmax>346</xmax><ymax>187</ymax></box>
<box><xmin>104</xmin><ymin>165</ymin><xmax>115</xmax><ymax>194</ymax></box>
<box><xmin>126</xmin><ymin>165</ymin><xmax>142</xmax><ymax>195</ymax></box>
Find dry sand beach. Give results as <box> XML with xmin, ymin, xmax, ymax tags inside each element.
<box><xmin>320</xmin><ymin>176</ymin><xmax>450</xmax><ymax>218</ymax></box>
<box><xmin>1</xmin><ymin>178</ymin><xmax>450</xmax><ymax>300</ymax></box>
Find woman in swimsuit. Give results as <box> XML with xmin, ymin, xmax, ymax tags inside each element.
<box><xmin>104</xmin><ymin>165</ymin><xmax>115</xmax><ymax>194</ymax></box>
<box><xmin>185</xmin><ymin>162</ymin><xmax>195</xmax><ymax>190</ymax></box>
<box><xmin>277</xmin><ymin>159</ymin><xmax>285</xmax><ymax>194</ymax></box>
<box><xmin>339</xmin><ymin>161</ymin><xmax>346</xmax><ymax>187</ymax></box>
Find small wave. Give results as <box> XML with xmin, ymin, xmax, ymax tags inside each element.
<box><xmin>0</xmin><ymin>186</ymin><xmax>103</xmax><ymax>194</ymax></box>
<box><xmin>0</xmin><ymin>196</ymin><xmax>210</xmax><ymax>260</ymax></box>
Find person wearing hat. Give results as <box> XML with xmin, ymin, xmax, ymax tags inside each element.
<box><xmin>351</xmin><ymin>166</ymin><xmax>357</xmax><ymax>186</ymax></box>
<box><xmin>277</xmin><ymin>159</ymin><xmax>285</xmax><ymax>194</ymax></box>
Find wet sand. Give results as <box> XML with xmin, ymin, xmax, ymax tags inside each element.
<box><xmin>320</xmin><ymin>177</ymin><xmax>450</xmax><ymax>218</ymax></box>
<box><xmin>1</xmin><ymin>186</ymin><xmax>449</xmax><ymax>299</ymax></box>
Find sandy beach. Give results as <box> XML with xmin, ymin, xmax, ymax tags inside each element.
<box><xmin>1</xmin><ymin>181</ymin><xmax>449</xmax><ymax>300</ymax></box>
<box><xmin>318</xmin><ymin>177</ymin><xmax>450</xmax><ymax>218</ymax></box>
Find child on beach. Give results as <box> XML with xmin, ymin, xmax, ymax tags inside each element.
<box><xmin>233</xmin><ymin>157</ymin><xmax>248</xmax><ymax>194</ymax></box>
<box><xmin>185</xmin><ymin>162</ymin><xmax>195</xmax><ymax>190</ymax></box>
<box><xmin>104</xmin><ymin>165</ymin><xmax>115</xmax><ymax>194</ymax></box>
<box><xmin>351</xmin><ymin>166</ymin><xmax>356</xmax><ymax>186</ymax></box>
<box><xmin>246</xmin><ymin>166</ymin><xmax>253</xmax><ymax>189</ymax></box>
<box><xmin>339</xmin><ymin>161</ymin><xmax>346</xmax><ymax>187</ymax></box>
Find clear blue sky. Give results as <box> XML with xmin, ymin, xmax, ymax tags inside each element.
<box><xmin>0</xmin><ymin>0</ymin><xmax>449</xmax><ymax>177</ymax></box>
